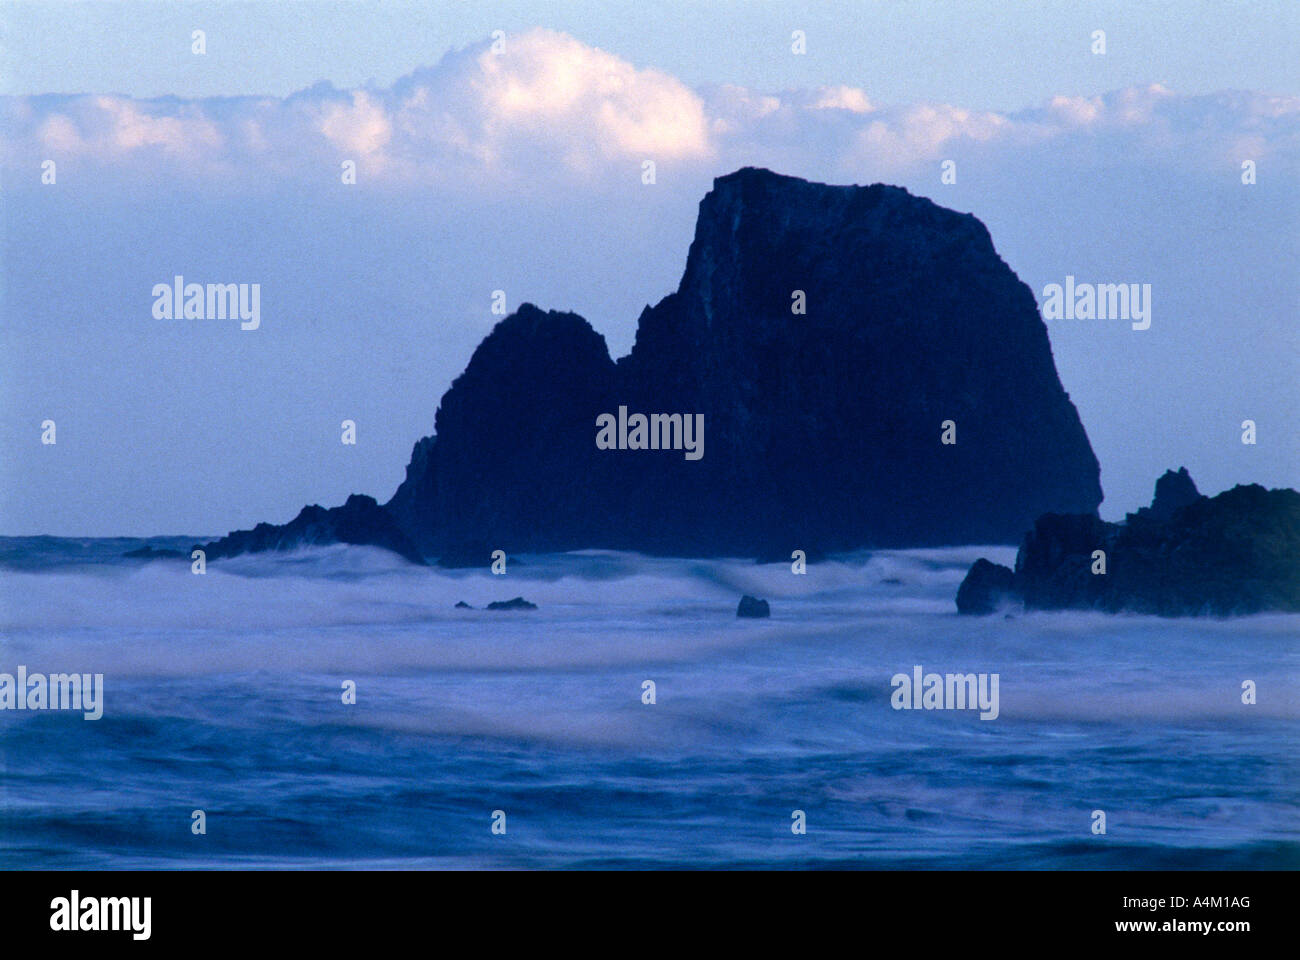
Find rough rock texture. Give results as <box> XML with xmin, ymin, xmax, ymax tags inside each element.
<box><xmin>198</xmin><ymin>494</ymin><xmax>425</xmax><ymax>565</ymax></box>
<box><xmin>204</xmin><ymin>168</ymin><xmax>1104</xmax><ymax>563</ymax></box>
<box><xmin>957</xmin><ymin>471</ymin><xmax>1300</xmax><ymax>616</ymax></box>
<box><xmin>737</xmin><ymin>595</ymin><xmax>771</xmax><ymax>618</ymax></box>
<box><xmin>955</xmin><ymin>558</ymin><xmax>1017</xmax><ymax>614</ymax></box>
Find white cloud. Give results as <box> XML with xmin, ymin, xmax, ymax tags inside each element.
<box><xmin>1047</xmin><ymin>95</ymin><xmax>1104</xmax><ymax>126</ymax></box>
<box><xmin>807</xmin><ymin>85</ymin><xmax>874</xmax><ymax>114</ymax></box>
<box><xmin>318</xmin><ymin>90</ymin><xmax>391</xmax><ymax>157</ymax></box>
<box><xmin>2</xmin><ymin>30</ymin><xmax>1295</xmax><ymax>185</ymax></box>
<box><xmin>472</xmin><ymin>30</ymin><xmax>709</xmax><ymax>159</ymax></box>
<box><xmin>21</xmin><ymin>95</ymin><xmax>223</xmax><ymax>161</ymax></box>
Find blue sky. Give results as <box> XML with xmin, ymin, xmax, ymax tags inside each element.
<box><xmin>2</xmin><ymin>2</ymin><xmax>1297</xmax><ymax>536</ymax></box>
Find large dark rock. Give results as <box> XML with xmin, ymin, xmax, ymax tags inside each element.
<box><xmin>957</xmin><ymin>471</ymin><xmax>1300</xmax><ymax>616</ymax></box>
<box><xmin>205</xmin><ymin>168</ymin><xmax>1104</xmax><ymax>561</ymax></box>
<box><xmin>417</xmin><ymin>305</ymin><xmax>619</xmax><ymax>556</ymax></box>
<box><xmin>955</xmin><ymin>558</ymin><xmax>1017</xmax><ymax>614</ymax></box>
<box><xmin>737</xmin><ymin>595</ymin><xmax>771</xmax><ymax>618</ymax></box>
<box><xmin>198</xmin><ymin>494</ymin><xmax>425</xmax><ymax>565</ymax></box>
<box><xmin>606</xmin><ymin>168</ymin><xmax>1102</xmax><ymax>553</ymax></box>
<box><xmin>383</xmin><ymin>168</ymin><xmax>1101</xmax><ymax>558</ymax></box>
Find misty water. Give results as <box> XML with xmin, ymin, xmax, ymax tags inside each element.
<box><xmin>0</xmin><ymin>537</ymin><xmax>1295</xmax><ymax>868</ymax></box>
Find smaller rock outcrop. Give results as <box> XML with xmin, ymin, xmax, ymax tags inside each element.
<box><xmin>486</xmin><ymin>597</ymin><xmax>537</xmax><ymax>611</ymax></box>
<box><xmin>1128</xmin><ymin>467</ymin><xmax>1200</xmax><ymax>524</ymax></box>
<box><xmin>955</xmin><ymin>558</ymin><xmax>1017</xmax><ymax>614</ymax></box>
<box><xmin>737</xmin><ymin>595</ymin><xmax>771</xmax><ymax>618</ymax></box>
<box><xmin>197</xmin><ymin>494</ymin><xmax>425</xmax><ymax>565</ymax></box>
<box><xmin>123</xmin><ymin>544</ymin><xmax>185</xmax><ymax>559</ymax></box>
<box><xmin>956</xmin><ymin>470</ymin><xmax>1300</xmax><ymax>616</ymax></box>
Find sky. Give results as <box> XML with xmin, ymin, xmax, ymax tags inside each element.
<box><xmin>1</xmin><ymin>1</ymin><xmax>1297</xmax><ymax>537</ymax></box>
<box><xmin>4</xmin><ymin>1</ymin><xmax>1298</xmax><ymax>109</ymax></box>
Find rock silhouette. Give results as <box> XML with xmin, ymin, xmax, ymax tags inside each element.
<box><xmin>123</xmin><ymin>544</ymin><xmax>185</xmax><ymax>560</ymax></box>
<box><xmin>486</xmin><ymin>597</ymin><xmax>537</xmax><ymax>611</ymax></box>
<box><xmin>955</xmin><ymin>558</ymin><xmax>1017</xmax><ymax>614</ymax></box>
<box><xmin>198</xmin><ymin>494</ymin><xmax>424</xmax><ymax>565</ymax></box>
<box><xmin>957</xmin><ymin>470</ymin><xmax>1300</xmax><ymax>616</ymax></box>
<box><xmin>1129</xmin><ymin>467</ymin><xmax>1200</xmax><ymax>524</ymax></box>
<box><xmin>204</xmin><ymin>168</ymin><xmax>1104</xmax><ymax>563</ymax></box>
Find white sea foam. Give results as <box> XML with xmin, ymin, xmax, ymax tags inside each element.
<box><xmin>1</xmin><ymin>544</ymin><xmax>1294</xmax><ymax>731</ymax></box>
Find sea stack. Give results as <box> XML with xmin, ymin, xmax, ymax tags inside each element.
<box><xmin>206</xmin><ymin>168</ymin><xmax>1104</xmax><ymax>563</ymax></box>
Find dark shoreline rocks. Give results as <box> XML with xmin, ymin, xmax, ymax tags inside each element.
<box><xmin>957</xmin><ymin>469</ymin><xmax>1300</xmax><ymax>617</ymax></box>
<box><xmin>196</xmin><ymin>494</ymin><xmax>425</xmax><ymax>565</ymax></box>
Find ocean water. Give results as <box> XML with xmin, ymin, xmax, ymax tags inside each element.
<box><xmin>0</xmin><ymin>537</ymin><xmax>1295</xmax><ymax>869</ymax></box>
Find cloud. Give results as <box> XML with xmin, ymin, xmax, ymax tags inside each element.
<box><xmin>2</xmin><ymin>29</ymin><xmax>1296</xmax><ymax>187</ymax></box>
<box><xmin>806</xmin><ymin>85</ymin><xmax>874</xmax><ymax>114</ymax></box>
<box><xmin>22</xmin><ymin>95</ymin><xmax>223</xmax><ymax>161</ymax></box>
<box><xmin>470</xmin><ymin>29</ymin><xmax>709</xmax><ymax>160</ymax></box>
<box><xmin>318</xmin><ymin>90</ymin><xmax>391</xmax><ymax>158</ymax></box>
<box><xmin>849</xmin><ymin>103</ymin><xmax>1012</xmax><ymax>172</ymax></box>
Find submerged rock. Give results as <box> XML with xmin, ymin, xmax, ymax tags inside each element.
<box><xmin>454</xmin><ymin>601</ymin><xmax>473</xmax><ymax>609</ymax></box>
<box><xmin>737</xmin><ymin>595</ymin><xmax>771</xmax><ymax>618</ymax></box>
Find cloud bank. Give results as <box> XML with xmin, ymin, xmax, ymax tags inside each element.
<box><xmin>4</xmin><ymin>28</ymin><xmax>1297</xmax><ymax>188</ymax></box>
